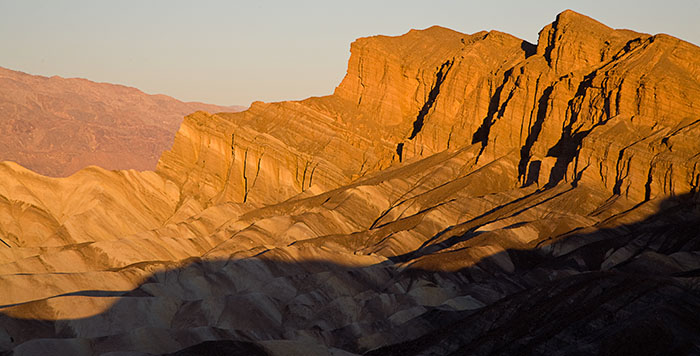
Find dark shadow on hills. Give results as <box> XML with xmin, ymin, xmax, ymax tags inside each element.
<box><xmin>521</xmin><ymin>41</ymin><xmax>537</xmax><ymax>58</ymax></box>
<box><xmin>165</xmin><ymin>340</ymin><xmax>268</xmax><ymax>356</ymax></box>
<box><xmin>518</xmin><ymin>85</ymin><xmax>553</xmax><ymax>186</ymax></box>
<box><xmin>1</xmin><ymin>193</ymin><xmax>699</xmax><ymax>355</ymax></box>
<box><xmin>371</xmin><ymin>192</ymin><xmax>700</xmax><ymax>356</ymax></box>
<box><xmin>472</xmin><ymin>68</ymin><xmax>514</xmax><ymax>160</ymax></box>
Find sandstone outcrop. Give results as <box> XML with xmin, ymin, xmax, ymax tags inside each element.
<box><xmin>0</xmin><ymin>67</ymin><xmax>243</xmax><ymax>176</ymax></box>
<box><xmin>0</xmin><ymin>10</ymin><xmax>699</xmax><ymax>356</ymax></box>
<box><xmin>160</xmin><ymin>10</ymin><xmax>699</xmax><ymax>208</ymax></box>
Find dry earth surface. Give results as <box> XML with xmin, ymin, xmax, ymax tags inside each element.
<box><xmin>0</xmin><ymin>67</ymin><xmax>244</xmax><ymax>176</ymax></box>
<box><xmin>0</xmin><ymin>10</ymin><xmax>699</xmax><ymax>356</ymax></box>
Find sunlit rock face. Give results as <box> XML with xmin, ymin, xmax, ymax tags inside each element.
<box><xmin>1</xmin><ymin>10</ymin><xmax>700</xmax><ymax>356</ymax></box>
<box><xmin>0</xmin><ymin>67</ymin><xmax>243</xmax><ymax>177</ymax></box>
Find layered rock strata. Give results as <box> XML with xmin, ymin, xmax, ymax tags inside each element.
<box><xmin>0</xmin><ymin>10</ymin><xmax>699</xmax><ymax>356</ymax></box>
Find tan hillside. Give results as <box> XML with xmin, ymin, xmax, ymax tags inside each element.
<box><xmin>0</xmin><ymin>10</ymin><xmax>699</xmax><ymax>356</ymax></box>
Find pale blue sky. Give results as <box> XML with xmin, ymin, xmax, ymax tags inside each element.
<box><xmin>1</xmin><ymin>0</ymin><xmax>698</xmax><ymax>106</ymax></box>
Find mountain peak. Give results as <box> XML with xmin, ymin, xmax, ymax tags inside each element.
<box><xmin>555</xmin><ymin>9</ymin><xmax>609</xmax><ymax>28</ymax></box>
<box><xmin>2</xmin><ymin>11</ymin><xmax>700</xmax><ymax>356</ymax></box>
<box><xmin>536</xmin><ymin>9</ymin><xmax>643</xmax><ymax>73</ymax></box>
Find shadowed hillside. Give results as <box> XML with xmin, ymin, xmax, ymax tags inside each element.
<box><xmin>0</xmin><ymin>9</ymin><xmax>699</xmax><ymax>356</ymax></box>
<box><xmin>1</xmin><ymin>193</ymin><xmax>699</xmax><ymax>355</ymax></box>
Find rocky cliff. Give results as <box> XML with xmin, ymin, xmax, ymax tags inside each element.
<box><xmin>1</xmin><ymin>10</ymin><xmax>699</xmax><ymax>356</ymax></box>
<box><xmin>0</xmin><ymin>67</ymin><xmax>243</xmax><ymax>177</ymax></box>
<box><xmin>158</xmin><ymin>10</ymin><xmax>699</xmax><ymax>209</ymax></box>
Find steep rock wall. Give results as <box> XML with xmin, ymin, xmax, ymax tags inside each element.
<box><xmin>158</xmin><ymin>11</ymin><xmax>700</xmax><ymax>206</ymax></box>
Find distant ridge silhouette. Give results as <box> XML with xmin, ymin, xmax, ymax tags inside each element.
<box><xmin>1</xmin><ymin>10</ymin><xmax>699</xmax><ymax>356</ymax></box>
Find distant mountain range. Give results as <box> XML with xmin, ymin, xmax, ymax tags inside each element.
<box><xmin>1</xmin><ymin>10</ymin><xmax>699</xmax><ymax>356</ymax></box>
<box><xmin>0</xmin><ymin>66</ymin><xmax>244</xmax><ymax>176</ymax></box>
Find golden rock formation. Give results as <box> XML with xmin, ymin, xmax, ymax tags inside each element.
<box><xmin>1</xmin><ymin>10</ymin><xmax>699</xmax><ymax>356</ymax></box>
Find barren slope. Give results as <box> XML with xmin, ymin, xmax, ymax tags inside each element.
<box><xmin>0</xmin><ymin>10</ymin><xmax>699</xmax><ymax>356</ymax></box>
<box><xmin>0</xmin><ymin>67</ymin><xmax>244</xmax><ymax>176</ymax></box>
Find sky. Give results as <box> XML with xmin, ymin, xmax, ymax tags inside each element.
<box><xmin>1</xmin><ymin>0</ymin><xmax>698</xmax><ymax>106</ymax></box>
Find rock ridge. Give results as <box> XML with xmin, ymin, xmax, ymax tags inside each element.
<box><xmin>156</xmin><ymin>10</ymin><xmax>700</xmax><ymax>205</ymax></box>
<box><xmin>1</xmin><ymin>10</ymin><xmax>700</xmax><ymax>356</ymax></box>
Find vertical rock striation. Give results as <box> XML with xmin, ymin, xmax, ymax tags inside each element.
<box><xmin>1</xmin><ymin>10</ymin><xmax>700</xmax><ymax>356</ymax></box>
<box><xmin>157</xmin><ymin>10</ymin><xmax>700</xmax><ymax>205</ymax></box>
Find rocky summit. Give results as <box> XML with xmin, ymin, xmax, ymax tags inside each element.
<box><xmin>1</xmin><ymin>10</ymin><xmax>699</xmax><ymax>356</ymax></box>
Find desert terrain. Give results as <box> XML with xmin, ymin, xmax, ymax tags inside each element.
<box><xmin>0</xmin><ymin>10</ymin><xmax>699</xmax><ymax>355</ymax></box>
